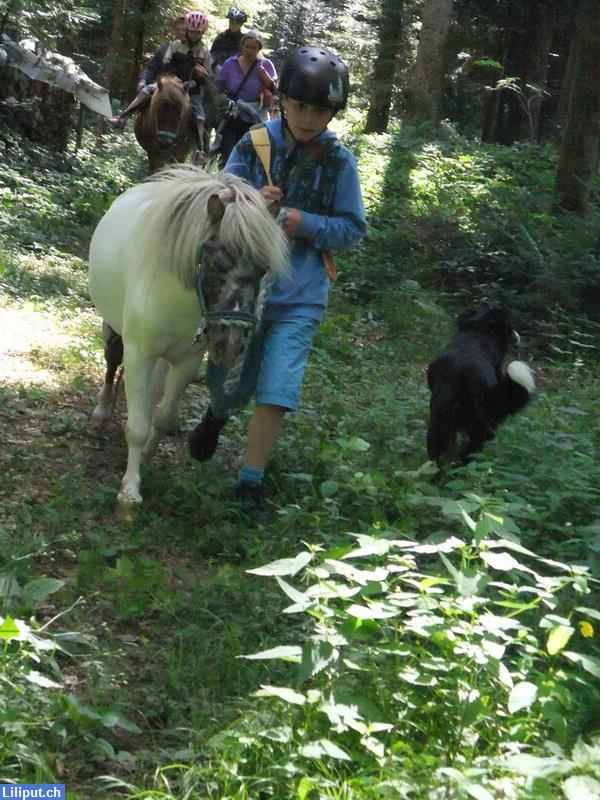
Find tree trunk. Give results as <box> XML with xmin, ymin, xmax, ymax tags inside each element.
<box><xmin>555</xmin><ymin>20</ymin><xmax>581</xmax><ymax>131</ymax></box>
<box><xmin>554</xmin><ymin>0</ymin><xmax>600</xmax><ymax>214</ymax></box>
<box><xmin>538</xmin><ymin>12</ymin><xmax>576</xmax><ymax>140</ymax></box>
<box><xmin>481</xmin><ymin>1</ymin><xmax>558</xmax><ymax>144</ymax></box>
<box><xmin>517</xmin><ymin>1</ymin><xmax>556</xmax><ymax>140</ymax></box>
<box><xmin>364</xmin><ymin>0</ymin><xmax>403</xmax><ymax>134</ymax></box>
<box><xmin>128</xmin><ymin>17</ymin><xmax>147</xmax><ymax>98</ymax></box>
<box><xmin>404</xmin><ymin>0</ymin><xmax>454</xmax><ymax>126</ymax></box>
<box><xmin>97</xmin><ymin>0</ymin><xmax>127</xmax><ymax>135</ymax></box>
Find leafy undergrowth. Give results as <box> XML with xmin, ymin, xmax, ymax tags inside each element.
<box><xmin>0</xmin><ymin>126</ymin><xmax>599</xmax><ymax>799</ymax></box>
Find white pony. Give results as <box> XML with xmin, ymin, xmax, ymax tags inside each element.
<box><xmin>88</xmin><ymin>165</ymin><xmax>288</xmax><ymax>506</ymax></box>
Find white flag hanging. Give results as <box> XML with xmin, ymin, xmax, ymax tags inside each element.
<box><xmin>1</xmin><ymin>33</ymin><xmax>113</xmax><ymax>118</ymax></box>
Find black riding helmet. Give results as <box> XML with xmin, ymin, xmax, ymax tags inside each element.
<box><xmin>227</xmin><ymin>7</ymin><xmax>247</xmax><ymax>22</ymax></box>
<box><xmin>278</xmin><ymin>46</ymin><xmax>349</xmax><ymax>112</ymax></box>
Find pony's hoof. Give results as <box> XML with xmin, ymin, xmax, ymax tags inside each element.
<box><xmin>117</xmin><ymin>487</ymin><xmax>142</xmax><ymax>507</ymax></box>
<box><xmin>91</xmin><ymin>409</ymin><xmax>109</xmax><ymax>429</ymax></box>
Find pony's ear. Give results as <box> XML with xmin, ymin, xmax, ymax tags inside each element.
<box><xmin>207</xmin><ymin>194</ymin><xmax>225</xmax><ymax>223</ymax></box>
<box><xmin>218</xmin><ymin>188</ymin><xmax>235</xmax><ymax>204</ymax></box>
<box><xmin>208</xmin><ymin>189</ymin><xmax>235</xmax><ymax>222</ymax></box>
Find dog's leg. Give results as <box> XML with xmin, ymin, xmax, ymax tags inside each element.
<box><xmin>460</xmin><ymin>422</ymin><xmax>494</xmax><ymax>463</ymax></box>
<box><xmin>427</xmin><ymin>415</ymin><xmax>456</xmax><ymax>463</ymax></box>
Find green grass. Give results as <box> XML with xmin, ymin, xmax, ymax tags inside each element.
<box><xmin>0</xmin><ymin>123</ymin><xmax>598</xmax><ymax>798</ymax></box>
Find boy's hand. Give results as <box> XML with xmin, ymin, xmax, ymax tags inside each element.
<box><xmin>260</xmin><ymin>185</ymin><xmax>283</xmax><ymax>204</ymax></box>
<box><xmin>193</xmin><ymin>63</ymin><xmax>208</xmax><ymax>80</ymax></box>
<box><xmin>280</xmin><ymin>207</ymin><xmax>302</xmax><ymax>237</ymax></box>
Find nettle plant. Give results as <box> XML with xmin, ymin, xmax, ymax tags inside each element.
<box><xmin>0</xmin><ymin>577</ymin><xmax>137</xmax><ymax>782</ymax></box>
<box><xmin>205</xmin><ymin>497</ymin><xmax>600</xmax><ymax>799</ymax></box>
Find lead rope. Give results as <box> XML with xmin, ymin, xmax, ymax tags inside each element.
<box><xmin>222</xmin><ymin>265</ymin><xmax>278</xmax><ymax>396</ymax></box>
<box><xmin>193</xmin><ymin>243</ymin><xmax>281</xmax><ymax>397</ymax></box>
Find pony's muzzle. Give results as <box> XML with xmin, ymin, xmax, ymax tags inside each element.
<box><xmin>207</xmin><ymin>327</ymin><xmax>249</xmax><ymax>370</ymax></box>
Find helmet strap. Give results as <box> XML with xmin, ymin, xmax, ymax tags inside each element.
<box><xmin>280</xmin><ymin>104</ymin><xmax>330</xmax><ymax>148</ymax></box>
<box><xmin>281</xmin><ymin>114</ymin><xmax>300</xmax><ymax>146</ymax></box>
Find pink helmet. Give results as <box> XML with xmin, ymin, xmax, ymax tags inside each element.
<box><xmin>185</xmin><ymin>11</ymin><xmax>208</xmax><ymax>32</ymax></box>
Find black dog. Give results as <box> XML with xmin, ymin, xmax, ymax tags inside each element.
<box><xmin>426</xmin><ymin>308</ymin><xmax>535</xmax><ymax>464</ymax></box>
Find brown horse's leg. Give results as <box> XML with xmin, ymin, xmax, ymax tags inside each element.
<box><xmin>91</xmin><ymin>322</ymin><xmax>124</xmax><ymax>428</ymax></box>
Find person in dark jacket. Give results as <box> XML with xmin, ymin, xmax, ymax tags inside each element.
<box><xmin>135</xmin><ymin>15</ymin><xmax>186</xmax><ymax>90</ymax></box>
<box><xmin>210</xmin><ymin>7</ymin><xmax>247</xmax><ymax>75</ymax></box>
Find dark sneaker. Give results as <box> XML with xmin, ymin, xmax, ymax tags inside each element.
<box><xmin>189</xmin><ymin>407</ymin><xmax>226</xmax><ymax>461</ymax></box>
<box><xmin>235</xmin><ymin>482</ymin><xmax>270</xmax><ymax>523</ymax></box>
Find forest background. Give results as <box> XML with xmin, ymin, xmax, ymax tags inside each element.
<box><xmin>0</xmin><ymin>0</ymin><xmax>599</xmax><ymax>798</ymax></box>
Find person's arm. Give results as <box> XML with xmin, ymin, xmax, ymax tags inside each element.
<box><xmin>214</xmin><ymin>58</ymin><xmax>231</xmax><ymax>92</ymax></box>
<box><xmin>257</xmin><ymin>57</ymin><xmax>276</xmax><ymax>91</ymax></box>
<box><xmin>210</xmin><ymin>32</ymin><xmax>223</xmax><ymax>56</ymax></box>
<box><xmin>291</xmin><ymin>153</ymin><xmax>366</xmax><ymax>251</ymax></box>
<box><xmin>203</xmin><ymin>45</ymin><xmax>213</xmax><ymax>76</ymax></box>
<box><xmin>139</xmin><ymin>42</ymin><xmax>168</xmax><ymax>86</ymax></box>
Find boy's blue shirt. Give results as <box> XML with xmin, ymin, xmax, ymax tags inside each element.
<box><xmin>224</xmin><ymin>118</ymin><xmax>367</xmax><ymax>321</ymax></box>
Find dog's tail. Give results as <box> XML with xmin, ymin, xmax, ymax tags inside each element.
<box><xmin>489</xmin><ymin>361</ymin><xmax>536</xmax><ymax>419</ymax></box>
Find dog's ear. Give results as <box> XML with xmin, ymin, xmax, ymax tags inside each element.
<box><xmin>484</xmin><ymin>308</ymin><xmax>509</xmax><ymax>327</ymax></box>
<box><xmin>458</xmin><ymin>307</ymin><xmax>510</xmax><ymax>333</ymax></box>
<box><xmin>479</xmin><ymin>308</ymin><xmax>512</xmax><ymax>336</ymax></box>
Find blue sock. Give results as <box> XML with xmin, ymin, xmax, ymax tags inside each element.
<box><xmin>237</xmin><ymin>464</ymin><xmax>264</xmax><ymax>487</ymax></box>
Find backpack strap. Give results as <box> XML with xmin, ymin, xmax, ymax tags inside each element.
<box><xmin>249</xmin><ymin>125</ymin><xmax>337</xmax><ymax>282</ymax></box>
<box><xmin>250</xmin><ymin>125</ymin><xmax>273</xmax><ymax>186</ymax></box>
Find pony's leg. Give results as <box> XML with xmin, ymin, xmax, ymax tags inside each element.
<box><xmin>91</xmin><ymin>322</ymin><xmax>123</xmax><ymax>429</ymax></box>
<box><xmin>148</xmin><ymin>359</ymin><xmax>169</xmax><ymax>418</ymax></box>
<box><xmin>118</xmin><ymin>344</ymin><xmax>156</xmax><ymax>506</ymax></box>
<box><xmin>142</xmin><ymin>351</ymin><xmax>205</xmax><ymax>460</ymax></box>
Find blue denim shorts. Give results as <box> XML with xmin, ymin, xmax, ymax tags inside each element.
<box><xmin>189</xmin><ymin>93</ymin><xmax>206</xmax><ymax>121</ymax></box>
<box><xmin>206</xmin><ymin>317</ymin><xmax>319</xmax><ymax>418</ymax></box>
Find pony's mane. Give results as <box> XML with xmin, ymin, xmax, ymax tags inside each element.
<box><xmin>153</xmin><ymin>75</ymin><xmax>186</xmax><ymax>105</ymax></box>
<box><xmin>132</xmin><ymin>165</ymin><xmax>289</xmax><ymax>288</ymax></box>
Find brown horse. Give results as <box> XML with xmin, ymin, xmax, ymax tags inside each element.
<box><xmin>133</xmin><ymin>76</ymin><xmax>196</xmax><ymax>173</ymax></box>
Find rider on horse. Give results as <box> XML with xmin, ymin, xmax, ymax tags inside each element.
<box><xmin>210</xmin><ymin>7</ymin><xmax>247</xmax><ymax>76</ymax></box>
<box><xmin>107</xmin><ymin>10</ymin><xmax>212</xmax><ymax>164</ymax></box>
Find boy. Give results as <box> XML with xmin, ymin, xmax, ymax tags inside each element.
<box><xmin>189</xmin><ymin>45</ymin><xmax>367</xmax><ymax>519</ymax></box>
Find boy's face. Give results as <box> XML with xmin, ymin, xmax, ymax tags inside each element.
<box><xmin>280</xmin><ymin>95</ymin><xmax>334</xmax><ymax>143</ymax></box>
<box><xmin>174</xmin><ymin>20</ymin><xmax>186</xmax><ymax>40</ymax></box>
<box><xmin>186</xmin><ymin>28</ymin><xmax>204</xmax><ymax>45</ymax></box>
<box><xmin>229</xmin><ymin>20</ymin><xmax>242</xmax><ymax>32</ymax></box>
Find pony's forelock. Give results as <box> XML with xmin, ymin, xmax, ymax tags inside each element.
<box><xmin>218</xmin><ymin>172</ymin><xmax>289</xmax><ymax>277</ymax></box>
<box><xmin>133</xmin><ymin>166</ymin><xmax>289</xmax><ymax>287</ymax></box>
